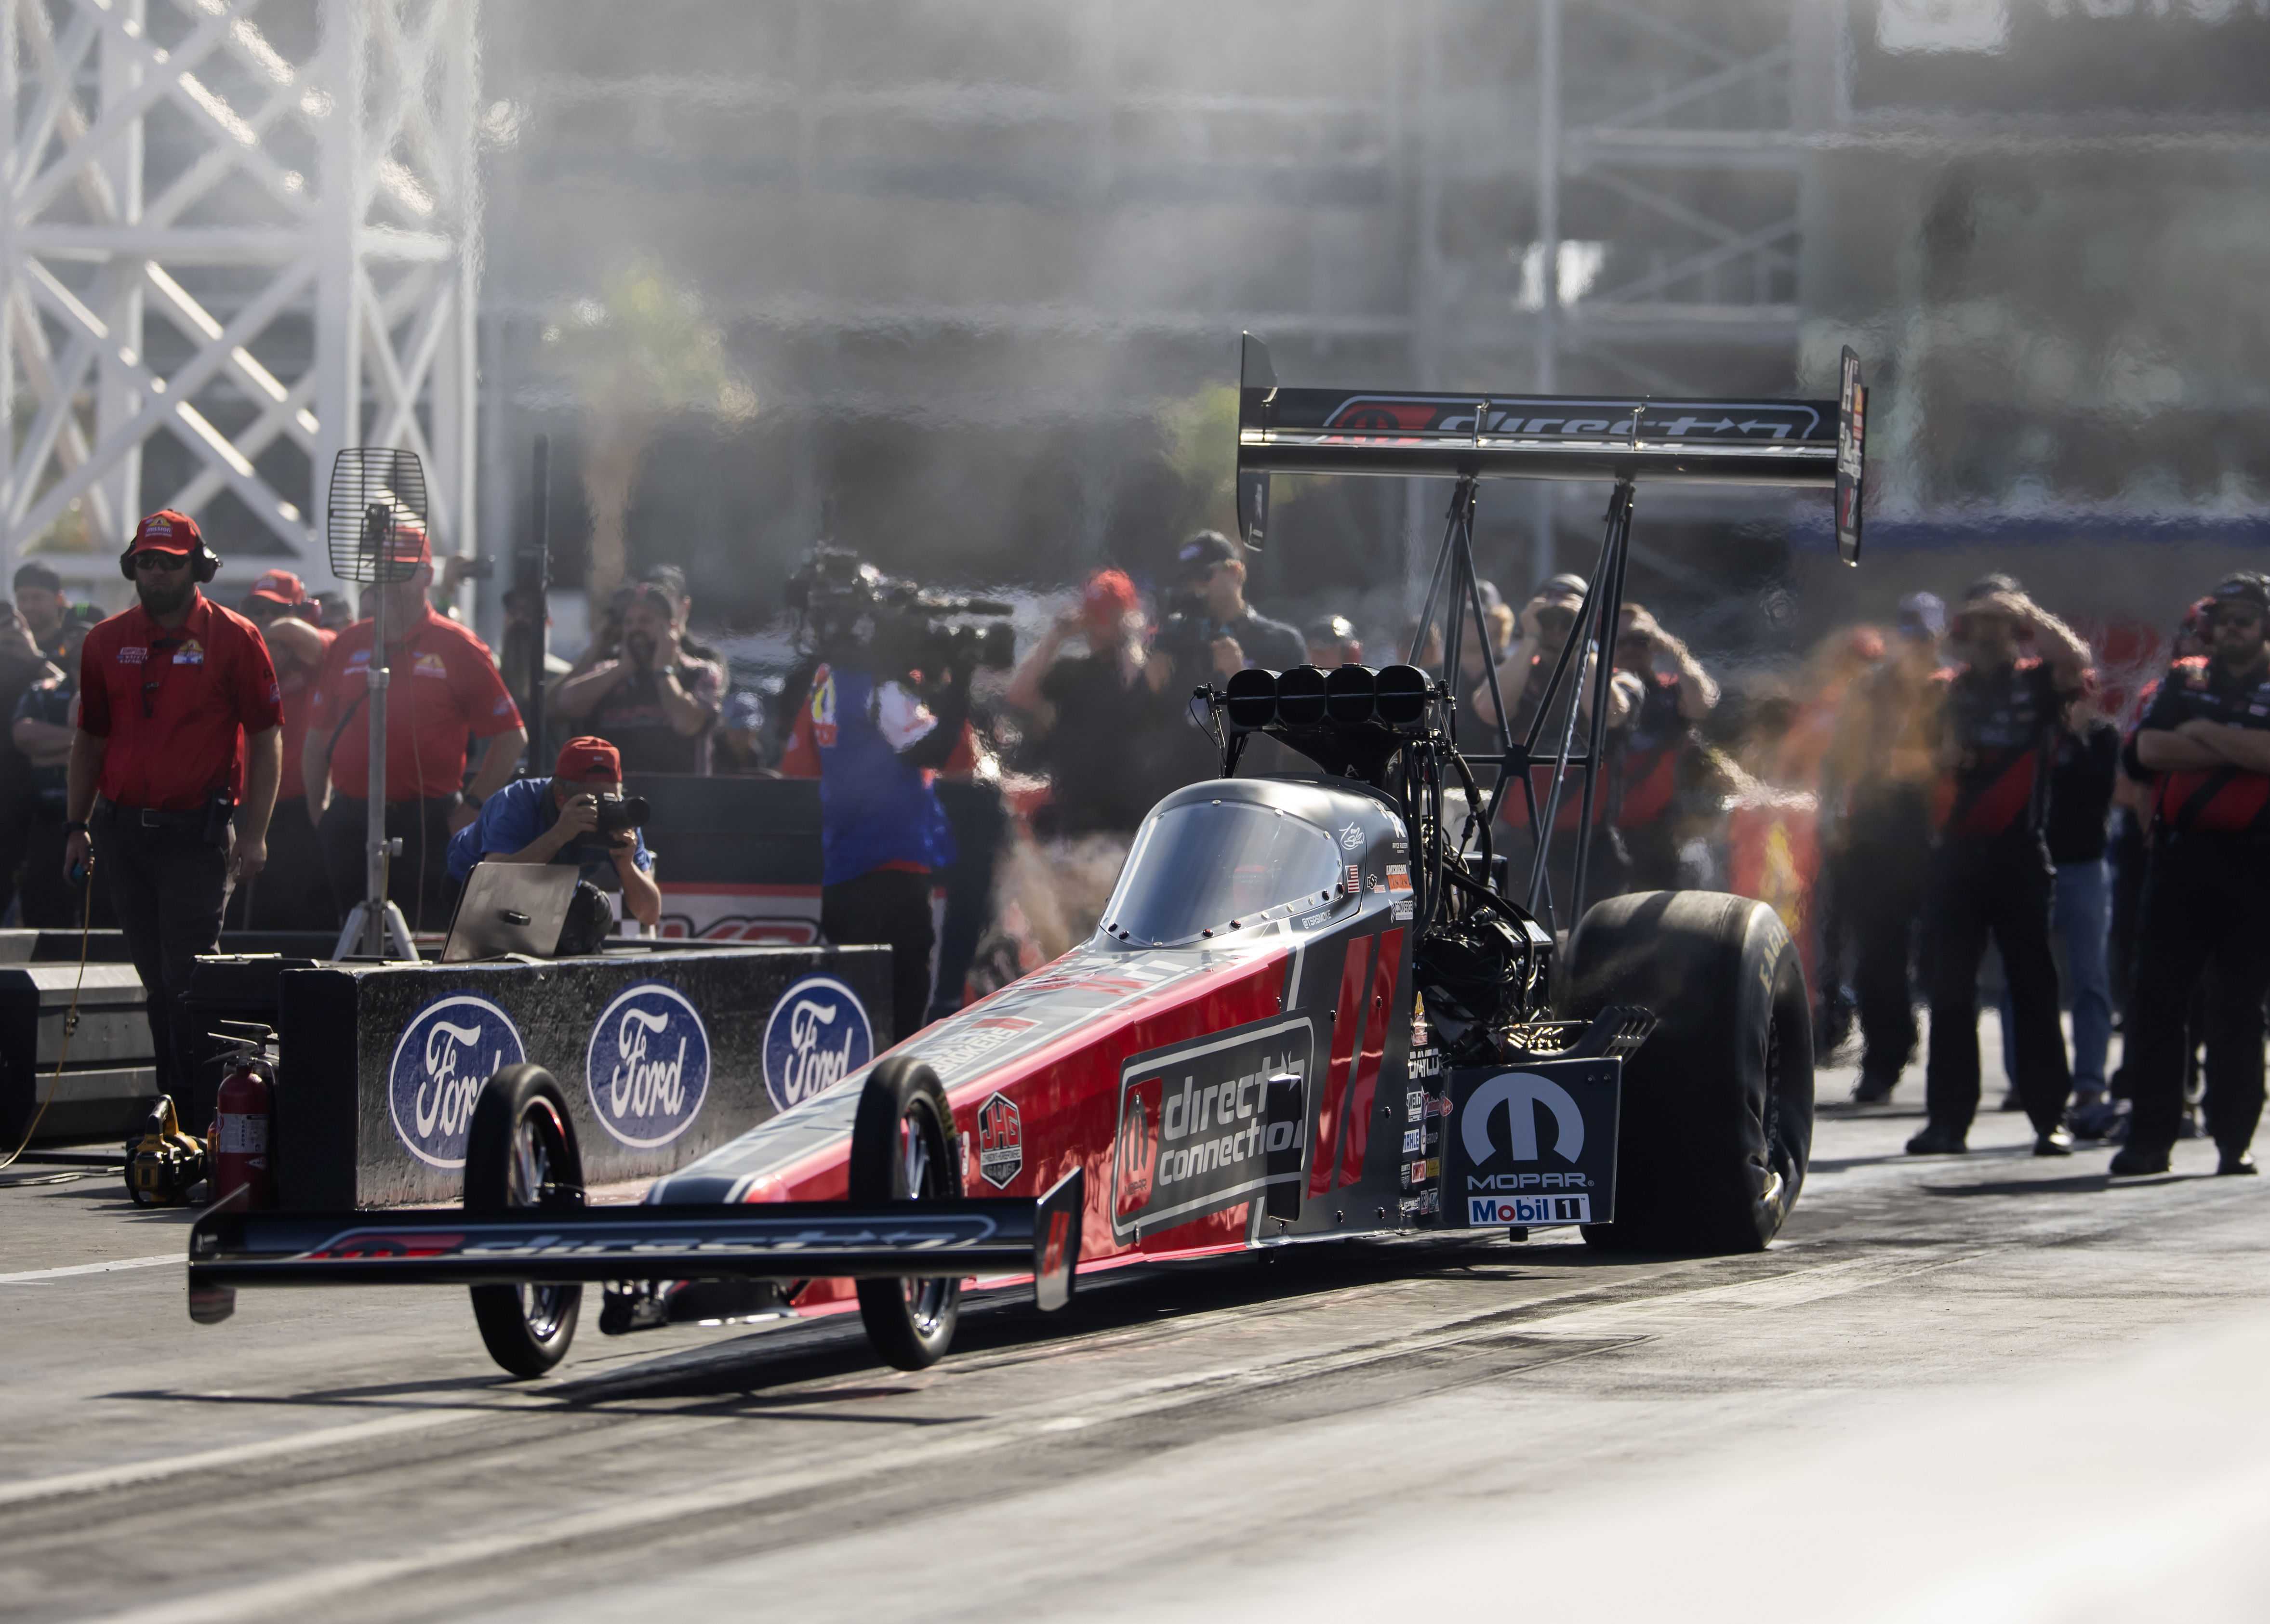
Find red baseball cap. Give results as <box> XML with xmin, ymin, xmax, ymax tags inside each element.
<box><xmin>384</xmin><ymin>519</ymin><xmax>432</xmax><ymax>570</ymax></box>
<box><xmin>555</xmin><ymin>736</ymin><xmax>622</xmax><ymax>783</ymax></box>
<box><xmin>133</xmin><ymin>509</ymin><xmax>201</xmax><ymax>555</ymax></box>
<box><xmin>247</xmin><ymin>568</ymin><xmax>306</xmax><ymax>607</ymax></box>
<box><xmin>1081</xmin><ymin>568</ymin><xmax>1138</xmax><ymax>627</ymax></box>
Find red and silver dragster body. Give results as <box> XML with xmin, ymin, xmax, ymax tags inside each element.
<box><xmin>188</xmin><ymin>334</ymin><xmax>1863</xmax><ymax>1375</ymax></box>
<box><xmin>656</xmin><ymin>777</ymin><xmax>1431</xmax><ymax>1268</ymax></box>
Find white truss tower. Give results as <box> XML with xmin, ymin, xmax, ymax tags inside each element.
<box><xmin>1</xmin><ymin>0</ymin><xmax>478</xmax><ymax>595</ymax></box>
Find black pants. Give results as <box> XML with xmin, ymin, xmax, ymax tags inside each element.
<box><xmin>1921</xmin><ymin>835</ymin><xmax>2071</xmax><ymax>1136</ymax></box>
<box><xmin>821</xmin><ymin>868</ymin><xmax>935</xmax><ymax>1044</ymax></box>
<box><xmin>97</xmin><ymin>813</ymin><xmax>226</xmax><ymax>1119</ymax></box>
<box><xmin>319</xmin><ymin>796</ymin><xmax>458</xmax><ymax>936</ymax></box>
<box><xmin>2123</xmin><ymin>836</ymin><xmax>2270</xmax><ymax>1153</ymax></box>
<box><xmin>1840</xmin><ymin>790</ymin><xmax>1932</xmax><ymax>1087</ymax></box>
<box><xmin>19</xmin><ymin>808</ymin><xmax>119</xmax><ymax>930</ymax></box>
<box><xmin>232</xmin><ymin>799</ymin><xmax>335</xmax><ymax>931</ymax></box>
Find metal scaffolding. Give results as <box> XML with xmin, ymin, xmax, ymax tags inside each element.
<box><xmin>1</xmin><ymin>0</ymin><xmax>478</xmax><ymax>595</ymax></box>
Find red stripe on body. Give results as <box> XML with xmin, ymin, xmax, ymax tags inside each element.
<box><xmin>1945</xmin><ymin>751</ymin><xmax>2037</xmax><ymax>839</ymax></box>
<box><xmin>1339</xmin><ymin>928</ymin><xmax>1405</xmax><ymax>1188</ymax></box>
<box><xmin>1311</xmin><ymin>940</ymin><xmax>1375</xmax><ymax>1198</ymax></box>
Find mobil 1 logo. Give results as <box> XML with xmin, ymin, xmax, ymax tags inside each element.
<box><xmin>1440</xmin><ymin>1058</ymin><xmax>1620</xmax><ymax>1228</ymax></box>
<box><xmin>1110</xmin><ymin>1015</ymin><xmax>1313</xmax><ymax>1241</ymax></box>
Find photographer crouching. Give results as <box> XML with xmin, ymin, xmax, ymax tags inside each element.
<box><xmin>444</xmin><ymin>736</ymin><xmax>661</xmax><ymax>933</ymax></box>
<box><xmin>780</xmin><ymin>551</ymin><xmax>1011</xmax><ymax>1039</ymax></box>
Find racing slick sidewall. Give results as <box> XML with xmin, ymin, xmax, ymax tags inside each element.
<box><xmin>1563</xmin><ymin>889</ymin><xmax>1814</xmax><ymax>1252</ymax></box>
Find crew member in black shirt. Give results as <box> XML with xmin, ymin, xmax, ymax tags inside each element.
<box><xmin>1907</xmin><ymin>577</ymin><xmax>2089</xmax><ymax>1157</ymax></box>
<box><xmin>2113</xmin><ymin>572</ymin><xmax>2270</xmax><ymax>1177</ymax></box>
<box><xmin>1612</xmin><ymin>602</ymin><xmax>1718</xmax><ymax>892</ymax></box>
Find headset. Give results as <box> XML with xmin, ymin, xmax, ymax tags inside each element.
<box><xmin>118</xmin><ymin>512</ymin><xmax>222</xmax><ymax>584</ymax></box>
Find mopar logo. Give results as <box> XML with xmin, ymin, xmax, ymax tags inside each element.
<box><xmin>761</xmin><ymin>975</ymin><xmax>873</xmax><ymax>1113</ymax></box>
<box><xmin>585</xmin><ymin>982</ymin><xmax>712</xmax><ymax>1149</ymax></box>
<box><xmin>387</xmin><ymin>993</ymin><xmax>526</xmax><ymax>1169</ymax></box>
<box><xmin>1460</xmin><ymin>1072</ymin><xmax>1585</xmax><ymax>1166</ymax></box>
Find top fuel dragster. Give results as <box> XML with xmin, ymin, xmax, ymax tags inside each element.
<box><xmin>187</xmin><ymin>336</ymin><xmax>1867</xmax><ymax>1377</ymax></box>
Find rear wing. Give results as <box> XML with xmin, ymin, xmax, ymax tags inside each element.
<box><xmin>1234</xmin><ymin>334</ymin><xmax>1867</xmax><ymax>565</ymax></box>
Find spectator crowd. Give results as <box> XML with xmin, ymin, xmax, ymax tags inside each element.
<box><xmin>10</xmin><ymin>512</ymin><xmax>2267</xmax><ymax>1180</ymax></box>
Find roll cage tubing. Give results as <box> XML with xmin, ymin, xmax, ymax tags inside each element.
<box><xmin>1232</xmin><ymin>332</ymin><xmax>1867</xmax><ymax>934</ymax></box>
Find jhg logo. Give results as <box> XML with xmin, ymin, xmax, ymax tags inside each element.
<box><xmin>1460</xmin><ymin>1071</ymin><xmax>1585</xmax><ymax>1167</ymax></box>
<box><xmin>585</xmin><ymin>982</ymin><xmax>712</xmax><ymax>1149</ymax></box>
<box><xmin>762</xmin><ymin>975</ymin><xmax>873</xmax><ymax>1112</ymax></box>
<box><xmin>386</xmin><ymin>993</ymin><xmax>526</xmax><ymax>1169</ymax></box>
<box><xmin>974</xmin><ymin>1091</ymin><xmax>1023</xmax><ymax>1189</ymax></box>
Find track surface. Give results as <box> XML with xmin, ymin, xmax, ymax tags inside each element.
<box><xmin>5</xmin><ymin>1052</ymin><xmax>2268</xmax><ymax>1623</ymax></box>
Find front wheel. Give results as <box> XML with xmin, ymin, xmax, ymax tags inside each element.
<box><xmin>1563</xmin><ymin>890</ymin><xmax>1814</xmax><ymax>1254</ymax></box>
<box><xmin>849</xmin><ymin>1058</ymin><xmax>964</xmax><ymax>1370</ymax></box>
<box><xmin>464</xmin><ymin>1065</ymin><xmax>585</xmax><ymax>1377</ymax></box>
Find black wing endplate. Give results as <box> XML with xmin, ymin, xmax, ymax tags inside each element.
<box><xmin>1235</xmin><ymin>332</ymin><xmax>1860</xmax><ymax>492</ymax></box>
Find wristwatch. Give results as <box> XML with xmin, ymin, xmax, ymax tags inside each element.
<box><xmin>63</xmin><ymin>820</ymin><xmax>88</xmax><ymax>834</ymax></box>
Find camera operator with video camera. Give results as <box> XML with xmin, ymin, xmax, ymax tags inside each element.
<box><xmin>445</xmin><ymin>735</ymin><xmax>661</xmax><ymax>932</ymax></box>
<box><xmin>781</xmin><ymin>550</ymin><xmax>1010</xmax><ymax>1040</ymax></box>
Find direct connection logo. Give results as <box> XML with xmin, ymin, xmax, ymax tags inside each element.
<box><xmin>584</xmin><ymin>980</ymin><xmax>712</xmax><ymax>1149</ymax></box>
<box><xmin>762</xmin><ymin>975</ymin><xmax>873</xmax><ymax>1113</ymax></box>
<box><xmin>387</xmin><ymin>992</ymin><xmax>527</xmax><ymax>1169</ymax></box>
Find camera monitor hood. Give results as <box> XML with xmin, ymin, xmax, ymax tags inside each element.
<box><xmin>1233</xmin><ymin>332</ymin><xmax>1867</xmax><ymax>566</ymax></box>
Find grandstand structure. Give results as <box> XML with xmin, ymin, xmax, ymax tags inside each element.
<box><xmin>10</xmin><ymin>1</ymin><xmax>2268</xmax><ymax>636</ymax></box>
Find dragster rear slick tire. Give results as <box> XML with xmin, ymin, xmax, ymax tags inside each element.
<box><xmin>465</xmin><ymin>1066</ymin><xmax>586</xmax><ymax>1377</ymax></box>
<box><xmin>850</xmin><ymin>1058</ymin><xmax>964</xmax><ymax>1371</ymax></box>
<box><xmin>1563</xmin><ymin>890</ymin><xmax>1814</xmax><ymax>1254</ymax></box>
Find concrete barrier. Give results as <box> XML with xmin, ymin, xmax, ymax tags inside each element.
<box><xmin>270</xmin><ymin>943</ymin><xmax>893</xmax><ymax>1207</ymax></box>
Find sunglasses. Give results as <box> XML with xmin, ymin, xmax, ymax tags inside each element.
<box><xmin>132</xmin><ymin>551</ymin><xmax>190</xmax><ymax>573</ymax></box>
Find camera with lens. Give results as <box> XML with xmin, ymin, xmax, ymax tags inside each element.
<box><xmin>592</xmin><ymin>793</ymin><xmax>650</xmax><ymax>836</ymax></box>
<box><xmin>785</xmin><ymin>547</ymin><xmax>1015</xmax><ymax>682</ymax></box>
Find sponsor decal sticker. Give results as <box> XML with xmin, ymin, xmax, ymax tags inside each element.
<box><xmin>761</xmin><ymin>974</ymin><xmax>874</xmax><ymax>1112</ymax></box>
<box><xmin>1401</xmin><ymin>1127</ymin><xmax>1423</xmax><ymax>1154</ymax></box>
<box><xmin>387</xmin><ymin>992</ymin><xmax>527</xmax><ymax>1169</ymax></box>
<box><xmin>1385</xmin><ymin>864</ymin><xmax>1411</xmax><ymax>893</ymax></box>
<box><xmin>974</xmin><ymin>1091</ymin><xmax>1023</xmax><ymax>1188</ymax></box>
<box><xmin>1346</xmin><ymin>863</ymin><xmax>1361</xmax><ymax>895</ymax></box>
<box><xmin>584</xmin><ymin>981</ymin><xmax>711</xmax><ymax>1148</ymax></box>
<box><xmin>1393</xmin><ymin>898</ymin><xmax>1414</xmax><ymax>921</ymax></box>
<box><xmin>1469</xmin><ymin>1194</ymin><xmax>1592</xmax><ymax>1226</ymax></box>
<box><xmin>1338</xmin><ymin>820</ymin><xmax>1364</xmax><ymax>852</ymax></box>
<box><xmin>1111</xmin><ymin>1016</ymin><xmax>1313</xmax><ymax>1239</ymax></box>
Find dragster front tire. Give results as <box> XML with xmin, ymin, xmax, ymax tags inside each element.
<box><xmin>1563</xmin><ymin>890</ymin><xmax>1813</xmax><ymax>1254</ymax></box>
<box><xmin>849</xmin><ymin>1057</ymin><xmax>964</xmax><ymax>1371</ymax></box>
<box><xmin>464</xmin><ymin>1065</ymin><xmax>585</xmax><ymax>1377</ymax></box>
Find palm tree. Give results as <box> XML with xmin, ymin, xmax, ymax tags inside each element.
<box><xmin>542</xmin><ymin>260</ymin><xmax>754</xmax><ymax>602</ymax></box>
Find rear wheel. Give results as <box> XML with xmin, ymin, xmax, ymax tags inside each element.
<box><xmin>1563</xmin><ymin>890</ymin><xmax>1813</xmax><ymax>1254</ymax></box>
<box><xmin>464</xmin><ymin>1066</ymin><xmax>584</xmax><ymax>1377</ymax></box>
<box><xmin>850</xmin><ymin>1058</ymin><xmax>963</xmax><ymax>1370</ymax></box>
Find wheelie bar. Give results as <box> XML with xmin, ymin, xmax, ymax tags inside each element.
<box><xmin>186</xmin><ymin>1170</ymin><xmax>1085</xmax><ymax>1322</ymax></box>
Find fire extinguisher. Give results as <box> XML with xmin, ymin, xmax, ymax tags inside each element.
<box><xmin>208</xmin><ymin>1022</ymin><xmax>278</xmax><ymax>1213</ymax></box>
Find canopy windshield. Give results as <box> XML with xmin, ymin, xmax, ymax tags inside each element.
<box><xmin>1106</xmin><ymin>799</ymin><xmax>1343</xmax><ymax>946</ymax></box>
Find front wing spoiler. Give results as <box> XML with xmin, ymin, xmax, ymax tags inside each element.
<box><xmin>186</xmin><ymin>1171</ymin><xmax>1086</xmax><ymax>1320</ymax></box>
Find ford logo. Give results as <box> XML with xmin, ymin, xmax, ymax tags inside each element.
<box><xmin>584</xmin><ymin>981</ymin><xmax>712</xmax><ymax>1149</ymax></box>
<box><xmin>387</xmin><ymin>992</ymin><xmax>527</xmax><ymax>1169</ymax></box>
<box><xmin>761</xmin><ymin>975</ymin><xmax>873</xmax><ymax>1113</ymax></box>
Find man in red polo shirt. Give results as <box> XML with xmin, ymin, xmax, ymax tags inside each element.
<box><xmin>237</xmin><ymin>569</ymin><xmax>335</xmax><ymax>929</ymax></box>
<box><xmin>65</xmin><ymin>510</ymin><xmax>282</xmax><ymax>1115</ymax></box>
<box><xmin>302</xmin><ymin>528</ymin><xmax>527</xmax><ymax>933</ymax></box>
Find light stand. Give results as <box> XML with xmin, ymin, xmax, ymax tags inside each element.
<box><xmin>326</xmin><ymin>453</ymin><xmax>429</xmax><ymax>962</ymax></box>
